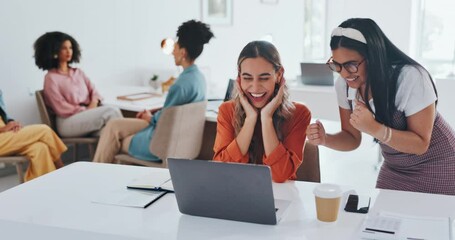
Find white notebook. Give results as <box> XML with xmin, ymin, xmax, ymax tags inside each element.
<box><xmin>127</xmin><ymin>171</ymin><xmax>174</xmax><ymax>192</ymax></box>
<box><xmin>358</xmin><ymin>211</ymin><xmax>452</xmax><ymax>240</ymax></box>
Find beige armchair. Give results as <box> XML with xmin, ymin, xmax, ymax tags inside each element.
<box><xmin>115</xmin><ymin>101</ymin><xmax>207</xmax><ymax>168</ymax></box>
<box><xmin>296</xmin><ymin>141</ymin><xmax>321</xmax><ymax>182</ymax></box>
<box><xmin>35</xmin><ymin>90</ymin><xmax>98</xmax><ymax>161</ymax></box>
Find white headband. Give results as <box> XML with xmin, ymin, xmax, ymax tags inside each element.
<box><xmin>331</xmin><ymin>27</ymin><xmax>367</xmax><ymax>44</ymax></box>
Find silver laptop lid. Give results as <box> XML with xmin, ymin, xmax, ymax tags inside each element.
<box><xmin>300</xmin><ymin>63</ymin><xmax>334</xmax><ymax>86</ymax></box>
<box><xmin>168</xmin><ymin>158</ymin><xmax>278</xmax><ymax>225</ymax></box>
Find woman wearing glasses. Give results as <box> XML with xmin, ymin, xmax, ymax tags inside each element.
<box><xmin>306</xmin><ymin>18</ymin><xmax>455</xmax><ymax>195</ymax></box>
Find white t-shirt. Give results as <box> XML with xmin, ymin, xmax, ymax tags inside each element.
<box><xmin>335</xmin><ymin>65</ymin><xmax>437</xmax><ymax>117</ymax></box>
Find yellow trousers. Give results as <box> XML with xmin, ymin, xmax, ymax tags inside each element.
<box><xmin>0</xmin><ymin>122</ymin><xmax>67</xmax><ymax>181</ymax></box>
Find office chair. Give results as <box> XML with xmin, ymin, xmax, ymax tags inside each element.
<box><xmin>35</xmin><ymin>90</ymin><xmax>98</xmax><ymax>161</ymax></box>
<box><xmin>0</xmin><ymin>156</ymin><xmax>28</xmax><ymax>183</ymax></box>
<box><xmin>296</xmin><ymin>141</ymin><xmax>321</xmax><ymax>182</ymax></box>
<box><xmin>115</xmin><ymin>101</ymin><xmax>207</xmax><ymax>168</ymax></box>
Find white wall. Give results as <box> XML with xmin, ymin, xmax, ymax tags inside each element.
<box><xmin>435</xmin><ymin>78</ymin><xmax>455</xmax><ymax>128</ymax></box>
<box><xmin>326</xmin><ymin>0</ymin><xmax>415</xmax><ymax>54</ymax></box>
<box><xmin>0</xmin><ymin>0</ymin><xmax>417</xmax><ymax>125</ymax></box>
<box><xmin>0</xmin><ymin>0</ymin><xmax>199</xmax><ymax>125</ymax></box>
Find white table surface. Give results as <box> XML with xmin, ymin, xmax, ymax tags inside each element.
<box><xmin>0</xmin><ymin>162</ymin><xmax>453</xmax><ymax>240</ymax></box>
<box><xmin>98</xmin><ymin>85</ymin><xmax>219</xmax><ymax>122</ymax></box>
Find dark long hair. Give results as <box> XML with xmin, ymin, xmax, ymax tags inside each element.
<box><xmin>330</xmin><ymin>18</ymin><xmax>437</xmax><ymax>126</ymax></box>
<box><xmin>176</xmin><ymin>20</ymin><xmax>214</xmax><ymax>61</ymax></box>
<box><xmin>234</xmin><ymin>41</ymin><xmax>294</xmax><ymax>164</ymax></box>
<box><xmin>34</xmin><ymin>31</ymin><xmax>81</xmax><ymax>70</ymax></box>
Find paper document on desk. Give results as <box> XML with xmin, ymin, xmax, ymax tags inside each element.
<box><xmin>127</xmin><ymin>171</ymin><xmax>174</xmax><ymax>192</ymax></box>
<box><xmin>131</xmin><ymin>97</ymin><xmax>166</xmax><ymax>107</ymax></box>
<box><xmin>117</xmin><ymin>92</ymin><xmax>162</xmax><ymax>101</ymax></box>
<box><xmin>358</xmin><ymin>211</ymin><xmax>452</xmax><ymax>240</ymax></box>
<box><xmin>92</xmin><ymin>189</ymin><xmax>167</xmax><ymax>208</ymax></box>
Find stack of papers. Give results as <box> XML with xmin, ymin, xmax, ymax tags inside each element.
<box><xmin>358</xmin><ymin>211</ymin><xmax>452</xmax><ymax>240</ymax></box>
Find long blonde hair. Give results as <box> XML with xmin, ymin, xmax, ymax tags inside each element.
<box><xmin>233</xmin><ymin>41</ymin><xmax>295</xmax><ymax>164</ymax></box>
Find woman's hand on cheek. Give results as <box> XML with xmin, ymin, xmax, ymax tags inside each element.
<box><xmin>236</xmin><ymin>80</ymin><xmax>257</xmax><ymax>121</ymax></box>
<box><xmin>349</xmin><ymin>100</ymin><xmax>376</xmax><ymax>134</ymax></box>
<box><xmin>261</xmin><ymin>84</ymin><xmax>284</xmax><ymax>120</ymax></box>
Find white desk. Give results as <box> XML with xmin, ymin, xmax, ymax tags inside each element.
<box><xmin>0</xmin><ymin>162</ymin><xmax>453</xmax><ymax>240</ymax></box>
<box><xmin>99</xmin><ymin>85</ymin><xmax>166</xmax><ymax>113</ymax></box>
<box><xmin>98</xmin><ymin>85</ymin><xmax>219</xmax><ymax>122</ymax></box>
<box><xmin>99</xmin><ymin>83</ymin><xmax>339</xmax><ymax>122</ymax></box>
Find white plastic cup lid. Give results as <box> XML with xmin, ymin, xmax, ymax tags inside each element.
<box><xmin>313</xmin><ymin>183</ymin><xmax>342</xmax><ymax>198</ymax></box>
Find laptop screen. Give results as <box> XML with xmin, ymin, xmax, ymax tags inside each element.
<box><xmin>224</xmin><ymin>79</ymin><xmax>235</xmax><ymax>101</ymax></box>
<box><xmin>168</xmin><ymin>158</ymin><xmax>286</xmax><ymax>225</ymax></box>
<box><xmin>300</xmin><ymin>63</ymin><xmax>334</xmax><ymax>86</ymax></box>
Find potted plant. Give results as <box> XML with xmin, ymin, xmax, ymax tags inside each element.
<box><xmin>149</xmin><ymin>74</ymin><xmax>160</xmax><ymax>90</ymax></box>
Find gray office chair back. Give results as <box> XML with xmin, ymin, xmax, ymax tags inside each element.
<box><xmin>150</xmin><ymin>101</ymin><xmax>207</xmax><ymax>162</ymax></box>
<box><xmin>35</xmin><ymin>90</ymin><xmax>56</xmax><ymax>130</ymax></box>
<box><xmin>296</xmin><ymin>142</ymin><xmax>321</xmax><ymax>182</ymax></box>
<box><xmin>115</xmin><ymin>101</ymin><xmax>207</xmax><ymax>168</ymax></box>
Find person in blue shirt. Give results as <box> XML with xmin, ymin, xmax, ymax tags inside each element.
<box><xmin>93</xmin><ymin>19</ymin><xmax>214</xmax><ymax>163</ymax></box>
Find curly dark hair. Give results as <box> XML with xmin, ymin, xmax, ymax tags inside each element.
<box><xmin>33</xmin><ymin>31</ymin><xmax>81</xmax><ymax>70</ymax></box>
<box><xmin>176</xmin><ymin>20</ymin><xmax>214</xmax><ymax>61</ymax></box>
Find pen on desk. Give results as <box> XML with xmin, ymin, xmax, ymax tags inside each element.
<box><xmin>144</xmin><ymin>191</ymin><xmax>168</xmax><ymax>208</ymax></box>
<box><xmin>364</xmin><ymin>228</ymin><xmax>395</xmax><ymax>234</ymax></box>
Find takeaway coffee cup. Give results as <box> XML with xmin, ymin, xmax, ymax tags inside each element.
<box><xmin>313</xmin><ymin>183</ymin><xmax>342</xmax><ymax>222</ymax></box>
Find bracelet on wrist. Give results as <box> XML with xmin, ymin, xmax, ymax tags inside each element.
<box><xmin>383</xmin><ymin>126</ymin><xmax>392</xmax><ymax>143</ymax></box>
<box><xmin>381</xmin><ymin>124</ymin><xmax>388</xmax><ymax>141</ymax></box>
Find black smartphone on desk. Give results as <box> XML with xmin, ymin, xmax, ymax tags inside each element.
<box><xmin>344</xmin><ymin>194</ymin><xmax>370</xmax><ymax>214</ymax></box>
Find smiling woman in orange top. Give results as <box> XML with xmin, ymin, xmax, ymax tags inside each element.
<box><xmin>213</xmin><ymin>41</ymin><xmax>311</xmax><ymax>183</ymax></box>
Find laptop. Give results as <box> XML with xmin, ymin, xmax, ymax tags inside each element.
<box><xmin>223</xmin><ymin>79</ymin><xmax>235</xmax><ymax>101</ymax></box>
<box><xmin>167</xmin><ymin>158</ymin><xmax>291</xmax><ymax>225</ymax></box>
<box><xmin>300</xmin><ymin>63</ymin><xmax>334</xmax><ymax>86</ymax></box>
<box><xmin>207</xmin><ymin>79</ymin><xmax>235</xmax><ymax>103</ymax></box>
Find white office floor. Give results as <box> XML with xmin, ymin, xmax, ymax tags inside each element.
<box><xmin>0</xmin><ymin>120</ymin><xmax>381</xmax><ymax>193</ymax></box>
<box><xmin>318</xmin><ymin>120</ymin><xmax>381</xmax><ymax>192</ymax></box>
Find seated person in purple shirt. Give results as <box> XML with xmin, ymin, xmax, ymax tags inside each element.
<box><xmin>33</xmin><ymin>32</ymin><xmax>123</xmax><ymax>137</ymax></box>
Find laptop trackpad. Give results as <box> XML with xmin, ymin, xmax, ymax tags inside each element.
<box><xmin>275</xmin><ymin>199</ymin><xmax>291</xmax><ymax>222</ymax></box>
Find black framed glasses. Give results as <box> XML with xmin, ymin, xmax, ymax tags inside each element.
<box><xmin>326</xmin><ymin>57</ymin><xmax>365</xmax><ymax>74</ymax></box>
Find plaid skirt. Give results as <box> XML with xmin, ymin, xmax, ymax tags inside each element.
<box><xmin>377</xmin><ymin>111</ymin><xmax>455</xmax><ymax>195</ymax></box>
